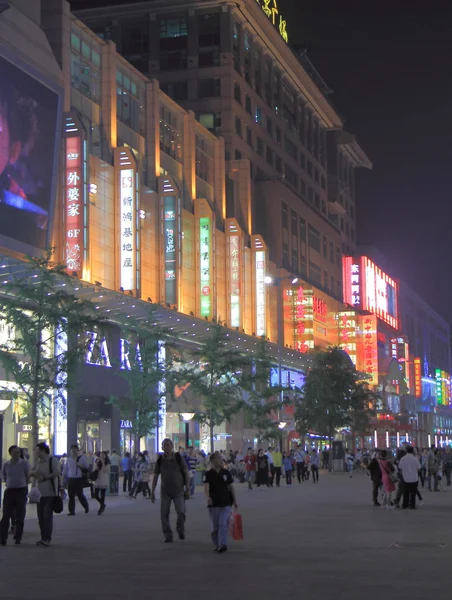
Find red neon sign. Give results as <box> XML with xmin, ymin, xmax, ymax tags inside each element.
<box><xmin>414</xmin><ymin>357</ymin><xmax>422</xmax><ymax>398</ymax></box>
<box><xmin>65</xmin><ymin>137</ymin><xmax>83</xmax><ymax>275</ymax></box>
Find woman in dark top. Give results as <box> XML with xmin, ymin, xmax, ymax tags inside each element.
<box><xmin>256</xmin><ymin>449</ymin><xmax>270</xmax><ymax>487</ymax></box>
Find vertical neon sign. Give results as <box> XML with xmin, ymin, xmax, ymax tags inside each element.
<box><xmin>200</xmin><ymin>217</ymin><xmax>212</xmax><ymax>317</ymax></box>
<box><xmin>164</xmin><ymin>196</ymin><xmax>177</xmax><ymax>305</ymax></box>
<box><xmin>119</xmin><ymin>169</ymin><xmax>135</xmax><ymax>291</ymax></box>
<box><xmin>229</xmin><ymin>235</ymin><xmax>240</xmax><ymax>327</ymax></box>
<box><xmin>436</xmin><ymin>369</ymin><xmax>443</xmax><ymax>405</ymax></box>
<box><xmin>255</xmin><ymin>250</ymin><xmax>266</xmax><ymax>337</ymax></box>
<box><xmin>65</xmin><ymin>136</ymin><xmax>83</xmax><ymax>274</ymax></box>
<box><xmin>414</xmin><ymin>358</ymin><xmax>422</xmax><ymax>398</ymax></box>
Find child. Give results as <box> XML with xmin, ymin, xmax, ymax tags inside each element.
<box><xmin>283</xmin><ymin>451</ymin><xmax>293</xmax><ymax>485</ymax></box>
<box><xmin>204</xmin><ymin>451</ymin><xmax>238</xmax><ymax>553</ymax></box>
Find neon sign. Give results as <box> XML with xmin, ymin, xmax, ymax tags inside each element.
<box><xmin>200</xmin><ymin>217</ymin><xmax>212</xmax><ymax>317</ymax></box>
<box><xmin>86</xmin><ymin>331</ymin><xmax>111</xmax><ymax>368</ymax></box>
<box><xmin>255</xmin><ymin>251</ymin><xmax>266</xmax><ymax>337</ymax></box>
<box><xmin>119</xmin><ymin>169</ymin><xmax>135</xmax><ymax>291</ymax></box>
<box><xmin>414</xmin><ymin>357</ymin><xmax>422</xmax><ymax>398</ymax></box>
<box><xmin>65</xmin><ymin>136</ymin><xmax>83</xmax><ymax>274</ymax></box>
<box><xmin>229</xmin><ymin>235</ymin><xmax>241</xmax><ymax>328</ymax></box>
<box><xmin>295</xmin><ymin>287</ymin><xmax>308</xmax><ymax>353</ymax></box>
<box><xmin>358</xmin><ymin>314</ymin><xmax>378</xmax><ymax>385</ymax></box>
<box><xmin>436</xmin><ymin>369</ymin><xmax>443</xmax><ymax>404</ymax></box>
<box><xmin>164</xmin><ymin>195</ymin><xmax>177</xmax><ymax>306</ymax></box>
<box><xmin>313</xmin><ymin>296</ymin><xmax>327</xmax><ymax>322</ymax></box>
<box><xmin>255</xmin><ymin>0</ymin><xmax>288</xmax><ymax>43</ymax></box>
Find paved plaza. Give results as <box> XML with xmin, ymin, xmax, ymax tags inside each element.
<box><xmin>1</xmin><ymin>472</ymin><xmax>451</xmax><ymax>599</ymax></box>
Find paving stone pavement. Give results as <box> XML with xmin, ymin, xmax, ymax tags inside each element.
<box><xmin>1</xmin><ymin>472</ymin><xmax>451</xmax><ymax>600</ymax></box>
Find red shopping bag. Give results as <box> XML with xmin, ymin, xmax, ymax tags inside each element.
<box><xmin>229</xmin><ymin>511</ymin><xmax>244</xmax><ymax>541</ymax></box>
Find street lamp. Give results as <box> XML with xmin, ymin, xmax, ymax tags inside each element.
<box><xmin>181</xmin><ymin>413</ymin><xmax>195</xmax><ymax>449</ymax></box>
<box><xmin>0</xmin><ymin>398</ymin><xmax>12</xmax><ymax>508</ymax></box>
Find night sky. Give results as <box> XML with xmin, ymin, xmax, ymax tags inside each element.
<box><xmin>278</xmin><ymin>0</ymin><xmax>452</xmax><ymax>324</ymax></box>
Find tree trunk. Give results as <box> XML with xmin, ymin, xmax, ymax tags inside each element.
<box><xmin>209</xmin><ymin>420</ymin><xmax>214</xmax><ymax>454</ymax></box>
<box><xmin>31</xmin><ymin>333</ymin><xmax>42</xmax><ymax>464</ymax></box>
<box><xmin>328</xmin><ymin>423</ymin><xmax>333</xmax><ymax>472</ymax></box>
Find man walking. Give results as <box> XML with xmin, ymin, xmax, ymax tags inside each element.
<box><xmin>185</xmin><ymin>447</ymin><xmax>198</xmax><ymax>497</ymax></box>
<box><xmin>63</xmin><ymin>445</ymin><xmax>90</xmax><ymax>516</ymax></box>
<box><xmin>398</xmin><ymin>446</ymin><xmax>421</xmax><ymax>509</ymax></box>
<box><xmin>295</xmin><ymin>445</ymin><xmax>306</xmax><ymax>483</ymax></box>
<box><xmin>121</xmin><ymin>452</ymin><xmax>133</xmax><ymax>493</ymax></box>
<box><xmin>393</xmin><ymin>444</ymin><xmax>407</xmax><ymax>508</ymax></box>
<box><xmin>367</xmin><ymin>450</ymin><xmax>382</xmax><ymax>506</ymax></box>
<box><xmin>243</xmin><ymin>448</ymin><xmax>256</xmax><ymax>490</ymax></box>
<box><xmin>151</xmin><ymin>439</ymin><xmax>190</xmax><ymax>543</ymax></box>
<box><xmin>444</xmin><ymin>447</ymin><xmax>452</xmax><ymax>486</ymax></box>
<box><xmin>310</xmin><ymin>450</ymin><xmax>320</xmax><ymax>483</ymax></box>
<box><xmin>0</xmin><ymin>445</ymin><xmax>29</xmax><ymax>545</ymax></box>
<box><xmin>204</xmin><ymin>452</ymin><xmax>238</xmax><ymax>553</ymax></box>
<box><xmin>29</xmin><ymin>443</ymin><xmax>60</xmax><ymax>547</ymax></box>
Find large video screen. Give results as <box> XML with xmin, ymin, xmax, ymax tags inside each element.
<box><xmin>0</xmin><ymin>54</ymin><xmax>59</xmax><ymax>249</ymax></box>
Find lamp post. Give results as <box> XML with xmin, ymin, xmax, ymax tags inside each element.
<box><xmin>181</xmin><ymin>413</ymin><xmax>195</xmax><ymax>449</ymax></box>
<box><xmin>0</xmin><ymin>399</ymin><xmax>12</xmax><ymax>508</ymax></box>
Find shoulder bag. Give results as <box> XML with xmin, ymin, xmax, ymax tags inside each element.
<box><xmin>379</xmin><ymin>460</ymin><xmax>398</xmax><ymax>483</ymax></box>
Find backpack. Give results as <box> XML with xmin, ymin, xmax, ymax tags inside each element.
<box><xmin>157</xmin><ymin>452</ymin><xmax>186</xmax><ymax>478</ymax></box>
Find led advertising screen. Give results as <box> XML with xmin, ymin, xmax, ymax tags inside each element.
<box><xmin>0</xmin><ymin>54</ymin><xmax>59</xmax><ymax>250</ymax></box>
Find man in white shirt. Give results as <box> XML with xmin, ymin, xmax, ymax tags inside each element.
<box><xmin>294</xmin><ymin>445</ymin><xmax>306</xmax><ymax>483</ymax></box>
<box><xmin>63</xmin><ymin>445</ymin><xmax>90</xmax><ymax>516</ymax></box>
<box><xmin>398</xmin><ymin>446</ymin><xmax>421</xmax><ymax>509</ymax></box>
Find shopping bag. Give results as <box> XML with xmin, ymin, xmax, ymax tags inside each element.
<box><xmin>229</xmin><ymin>511</ymin><xmax>244</xmax><ymax>541</ymax></box>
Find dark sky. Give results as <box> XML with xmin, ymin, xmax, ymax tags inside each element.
<box><xmin>278</xmin><ymin>0</ymin><xmax>452</xmax><ymax>324</ymax></box>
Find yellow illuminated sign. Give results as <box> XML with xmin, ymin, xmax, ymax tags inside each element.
<box><xmin>255</xmin><ymin>0</ymin><xmax>288</xmax><ymax>43</ymax></box>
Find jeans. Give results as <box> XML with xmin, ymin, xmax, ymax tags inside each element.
<box><xmin>311</xmin><ymin>465</ymin><xmax>319</xmax><ymax>483</ymax></box>
<box><xmin>189</xmin><ymin>473</ymin><xmax>196</xmax><ymax>496</ymax></box>
<box><xmin>245</xmin><ymin>471</ymin><xmax>255</xmax><ymax>489</ymax></box>
<box><xmin>269</xmin><ymin>464</ymin><xmax>275</xmax><ymax>486</ymax></box>
<box><xmin>296</xmin><ymin>462</ymin><xmax>305</xmax><ymax>483</ymax></box>
<box><xmin>372</xmin><ymin>480</ymin><xmax>381</xmax><ymax>504</ymax></box>
<box><xmin>395</xmin><ymin>475</ymin><xmax>405</xmax><ymax>505</ymax></box>
<box><xmin>0</xmin><ymin>488</ymin><xmax>27</xmax><ymax>541</ymax></box>
<box><xmin>403</xmin><ymin>481</ymin><xmax>418</xmax><ymax>508</ymax></box>
<box><xmin>110</xmin><ymin>465</ymin><xmax>119</xmax><ymax>494</ymax></box>
<box><xmin>37</xmin><ymin>497</ymin><xmax>55</xmax><ymax>542</ymax></box>
<box><xmin>274</xmin><ymin>466</ymin><xmax>281</xmax><ymax>486</ymax></box>
<box><xmin>94</xmin><ymin>487</ymin><xmax>106</xmax><ymax>506</ymax></box>
<box><xmin>209</xmin><ymin>506</ymin><xmax>231</xmax><ymax>548</ymax></box>
<box><xmin>122</xmin><ymin>470</ymin><xmax>133</xmax><ymax>492</ymax></box>
<box><xmin>161</xmin><ymin>492</ymin><xmax>185</xmax><ymax>541</ymax></box>
<box><xmin>419</xmin><ymin>467</ymin><xmax>426</xmax><ymax>487</ymax></box>
<box><xmin>68</xmin><ymin>478</ymin><xmax>89</xmax><ymax>514</ymax></box>
<box><xmin>428</xmin><ymin>470</ymin><xmax>439</xmax><ymax>491</ymax></box>
<box><xmin>445</xmin><ymin>464</ymin><xmax>452</xmax><ymax>486</ymax></box>
<box><xmin>285</xmin><ymin>470</ymin><xmax>292</xmax><ymax>485</ymax></box>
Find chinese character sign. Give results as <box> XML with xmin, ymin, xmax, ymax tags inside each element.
<box><xmin>120</xmin><ymin>169</ymin><xmax>135</xmax><ymax>291</ymax></box>
<box><xmin>65</xmin><ymin>137</ymin><xmax>83</xmax><ymax>274</ymax></box>
<box><xmin>255</xmin><ymin>251</ymin><xmax>266</xmax><ymax>337</ymax></box>
<box><xmin>164</xmin><ymin>196</ymin><xmax>177</xmax><ymax>306</ymax></box>
<box><xmin>339</xmin><ymin>311</ymin><xmax>357</xmax><ymax>366</ymax></box>
<box><xmin>357</xmin><ymin>314</ymin><xmax>378</xmax><ymax>385</ymax></box>
<box><xmin>294</xmin><ymin>286</ymin><xmax>309</xmax><ymax>353</ymax></box>
<box><xmin>414</xmin><ymin>358</ymin><xmax>422</xmax><ymax>398</ymax></box>
<box><xmin>200</xmin><ymin>217</ymin><xmax>212</xmax><ymax>318</ymax></box>
<box><xmin>229</xmin><ymin>235</ymin><xmax>241</xmax><ymax>328</ymax></box>
<box><xmin>255</xmin><ymin>0</ymin><xmax>288</xmax><ymax>43</ymax></box>
<box><xmin>436</xmin><ymin>369</ymin><xmax>443</xmax><ymax>405</ymax></box>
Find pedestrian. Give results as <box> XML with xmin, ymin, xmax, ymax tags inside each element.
<box><xmin>256</xmin><ymin>449</ymin><xmax>270</xmax><ymax>487</ymax></box>
<box><xmin>129</xmin><ymin>452</ymin><xmax>147</xmax><ymax>499</ymax></box>
<box><xmin>120</xmin><ymin>451</ymin><xmax>133</xmax><ymax>493</ymax></box>
<box><xmin>93</xmin><ymin>451</ymin><xmax>110</xmax><ymax>515</ymax></box>
<box><xmin>151</xmin><ymin>439</ymin><xmax>190</xmax><ymax>543</ymax></box>
<box><xmin>272</xmin><ymin>447</ymin><xmax>282</xmax><ymax>487</ymax></box>
<box><xmin>398</xmin><ymin>446</ymin><xmax>421</xmax><ymax>509</ymax></box>
<box><xmin>109</xmin><ymin>449</ymin><xmax>120</xmax><ymax>494</ymax></box>
<box><xmin>63</xmin><ymin>444</ymin><xmax>90</xmax><ymax>516</ymax></box>
<box><xmin>29</xmin><ymin>443</ymin><xmax>60</xmax><ymax>547</ymax></box>
<box><xmin>419</xmin><ymin>448</ymin><xmax>428</xmax><ymax>488</ymax></box>
<box><xmin>185</xmin><ymin>446</ymin><xmax>198</xmax><ymax>497</ymax></box>
<box><xmin>283</xmin><ymin>451</ymin><xmax>292</xmax><ymax>485</ymax></box>
<box><xmin>310</xmin><ymin>450</ymin><xmax>320</xmax><ymax>483</ymax></box>
<box><xmin>204</xmin><ymin>451</ymin><xmax>238</xmax><ymax>554</ymax></box>
<box><xmin>266</xmin><ymin>447</ymin><xmax>275</xmax><ymax>487</ymax></box>
<box><xmin>294</xmin><ymin>444</ymin><xmax>306</xmax><ymax>483</ymax></box>
<box><xmin>243</xmin><ymin>448</ymin><xmax>256</xmax><ymax>491</ymax></box>
<box><xmin>444</xmin><ymin>447</ymin><xmax>452</xmax><ymax>486</ymax></box>
<box><xmin>393</xmin><ymin>444</ymin><xmax>407</xmax><ymax>507</ymax></box>
<box><xmin>345</xmin><ymin>450</ymin><xmax>354</xmax><ymax>478</ymax></box>
<box><xmin>378</xmin><ymin>450</ymin><xmax>396</xmax><ymax>509</ymax></box>
<box><xmin>0</xmin><ymin>445</ymin><xmax>29</xmax><ymax>546</ymax></box>
<box><xmin>367</xmin><ymin>450</ymin><xmax>383</xmax><ymax>506</ymax></box>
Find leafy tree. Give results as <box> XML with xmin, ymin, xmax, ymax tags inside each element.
<box><xmin>0</xmin><ymin>253</ymin><xmax>102</xmax><ymax>460</ymax></box>
<box><xmin>109</xmin><ymin>307</ymin><xmax>177</xmax><ymax>452</ymax></box>
<box><xmin>294</xmin><ymin>347</ymin><xmax>375</xmax><ymax>469</ymax></box>
<box><xmin>182</xmin><ymin>323</ymin><xmax>249</xmax><ymax>452</ymax></box>
<box><xmin>243</xmin><ymin>338</ymin><xmax>287</xmax><ymax>444</ymax></box>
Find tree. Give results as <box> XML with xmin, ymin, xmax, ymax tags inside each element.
<box><xmin>349</xmin><ymin>382</ymin><xmax>377</xmax><ymax>451</ymax></box>
<box><xmin>243</xmin><ymin>338</ymin><xmax>287</xmax><ymax>444</ymax></box>
<box><xmin>109</xmin><ymin>307</ymin><xmax>177</xmax><ymax>452</ymax></box>
<box><xmin>294</xmin><ymin>347</ymin><xmax>375</xmax><ymax>469</ymax></box>
<box><xmin>182</xmin><ymin>323</ymin><xmax>249</xmax><ymax>453</ymax></box>
<box><xmin>0</xmin><ymin>253</ymin><xmax>102</xmax><ymax>461</ymax></box>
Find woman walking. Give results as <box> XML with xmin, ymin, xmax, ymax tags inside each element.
<box><xmin>378</xmin><ymin>450</ymin><xmax>396</xmax><ymax>509</ymax></box>
<box><xmin>94</xmin><ymin>452</ymin><xmax>110</xmax><ymax>515</ymax></box>
<box><xmin>256</xmin><ymin>449</ymin><xmax>270</xmax><ymax>488</ymax></box>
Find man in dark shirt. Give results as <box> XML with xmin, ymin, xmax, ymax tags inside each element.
<box><xmin>151</xmin><ymin>438</ymin><xmax>190</xmax><ymax>543</ymax></box>
<box><xmin>367</xmin><ymin>450</ymin><xmax>383</xmax><ymax>506</ymax></box>
<box><xmin>204</xmin><ymin>452</ymin><xmax>238</xmax><ymax>553</ymax></box>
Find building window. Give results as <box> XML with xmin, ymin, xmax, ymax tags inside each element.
<box><xmin>307</xmin><ymin>187</ymin><xmax>313</xmax><ymax>205</ymax></box>
<box><xmin>198</xmin><ymin>78</ymin><xmax>221</xmax><ymax>98</ymax></box>
<box><xmin>275</xmin><ymin>126</ymin><xmax>281</xmax><ymax>145</ymax></box>
<box><xmin>255</xmin><ymin>106</ymin><xmax>263</xmax><ymax>125</ymax></box>
<box><xmin>199</xmin><ymin>112</ymin><xmax>222</xmax><ymax>134</ymax></box>
<box><xmin>329</xmin><ymin>241</ymin><xmax>334</xmax><ymax>263</ymax></box>
<box><xmin>324</xmin><ymin>270</ymin><xmax>328</xmax><ymax>291</ymax></box>
<box><xmin>308</xmin><ymin>225</ymin><xmax>321</xmax><ymax>253</ymax></box>
<box><xmin>160</xmin><ymin>17</ymin><xmax>187</xmax><ymax>38</ymax></box>
<box><xmin>300</xmin><ymin>152</ymin><xmax>306</xmax><ymax>169</ymax></box>
<box><xmin>275</xmin><ymin>155</ymin><xmax>282</xmax><ymax>173</ymax></box>
<box><xmin>71</xmin><ymin>31</ymin><xmax>101</xmax><ymax>103</ymax></box>
<box><xmin>235</xmin><ymin>117</ymin><xmax>242</xmax><ymax>137</ymax></box>
<box><xmin>285</xmin><ymin>136</ymin><xmax>297</xmax><ymax>160</ymax></box>
<box><xmin>282</xmin><ymin>203</ymin><xmax>288</xmax><ymax>229</ymax></box>
<box><xmin>234</xmin><ymin>83</ymin><xmax>241</xmax><ymax>104</ymax></box>
<box><xmin>246</xmin><ymin>126</ymin><xmax>253</xmax><ymax>147</ymax></box>
<box><xmin>300</xmin><ymin>180</ymin><xmax>306</xmax><ymax>198</ymax></box>
<box><xmin>292</xmin><ymin>248</ymin><xmax>298</xmax><ymax>273</ymax></box>
<box><xmin>266</xmin><ymin>146</ymin><xmax>274</xmax><ymax>165</ymax></box>
<box><xmin>314</xmin><ymin>193</ymin><xmax>320</xmax><ymax>210</ymax></box>
<box><xmin>198</xmin><ymin>13</ymin><xmax>221</xmax><ymax>67</ymax></box>
<box><xmin>299</xmin><ymin>217</ymin><xmax>306</xmax><ymax>242</ymax></box>
<box><xmin>314</xmin><ymin>167</ymin><xmax>320</xmax><ymax>184</ymax></box>
<box><xmin>159</xmin><ymin>17</ymin><xmax>188</xmax><ymax>69</ymax></box>
<box><xmin>196</xmin><ymin>134</ymin><xmax>213</xmax><ymax>183</ymax></box>
<box><xmin>321</xmin><ymin>175</ymin><xmax>326</xmax><ymax>190</ymax></box>
<box><xmin>331</xmin><ymin>275</ymin><xmax>335</xmax><ymax>296</ymax></box>
<box><xmin>245</xmin><ymin>95</ymin><xmax>252</xmax><ymax>115</ymax></box>
<box><xmin>235</xmin><ymin>150</ymin><xmax>242</xmax><ymax>160</ymax></box>
<box><xmin>291</xmin><ymin>210</ymin><xmax>298</xmax><ymax>236</ymax></box>
<box><xmin>117</xmin><ymin>70</ymin><xmax>144</xmax><ymax>134</ymax></box>
<box><xmin>266</xmin><ymin>117</ymin><xmax>273</xmax><ymax>137</ymax></box>
<box><xmin>160</xmin><ymin>81</ymin><xmax>188</xmax><ymax>102</ymax></box>
<box><xmin>336</xmin><ymin>246</ymin><xmax>341</xmax><ymax>268</ymax></box>
<box><xmin>233</xmin><ymin>20</ymin><xmax>241</xmax><ymax>72</ymax></box>
<box><xmin>284</xmin><ymin>165</ymin><xmax>297</xmax><ymax>188</ymax></box>
<box><xmin>323</xmin><ymin>236</ymin><xmax>327</xmax><ymax>258</ymax></box>
<box><xmin>307</xmin><ymin>161</ymin><xmax>313</xmax><ymax>178</ymax></box>
<box><xmin>160</xmin><ymin>104</ymin><xmax>183</xmax><ymax>161</ymax></box>
<box><xmin>256</xmin><ymin>137</ymin><xmax>264</xmax><ymax>156</ymax></box>
<box><xmin>309</xmin><ymin>261</ymin><xmax>321</xmax><ymax>286</ymax></box>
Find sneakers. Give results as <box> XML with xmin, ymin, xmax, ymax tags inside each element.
<box><xmin>100</xmin><ymin>504</ymin><xmax>106</xmax><ymax>514</ymax></box>
<box><xmin>373</xmin><ymin>502</ymin><xmax>381</xmax><ymax>507</ymax></box>
<box><xmin>217</xmin><ymin>545</ymin><xmax>228</xmax><ymax>554</ymax></box>
<box><xmin>14</xmin><ymin>538</ymin><xmax>21</xmax><ymax>545</ymax></box>
<box><xmin>163</xmin><ymin>538</ymin><xmax>173</xmax><ymax>543</ymax></box>
<box><xmin>418</xmin><ymin>500</ymin><xmax>423</xmax><ymax>507</ymax></box>
<box><xmin>36</xmin><ymin>539</ymin><xmax>51</xmax><ymax>547</ymax></box>
<box><xmin>178</xmin><ymin>532</ymin><xmax>185</xmax><ymax>540</ymax></box>
<box><xmin>67</xmin><ymin>513</ymin><xmax>75</xmax><ymax>516</ymax></box>
<box><xmin>85</xmin><ymin>507</ymin><xmax>89</xmax><ymax>514</ymax></box>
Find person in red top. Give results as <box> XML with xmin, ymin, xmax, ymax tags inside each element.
<box><xmin>243</xmin><ymin>448</ymin><xmax>256</xmax><ymax>491</ymax></box>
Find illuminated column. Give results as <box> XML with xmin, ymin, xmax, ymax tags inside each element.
<box><xmin>195</xmin><ymin>198</ymin><xmax>215</xmax><ymax>319</ymax></box>
<box><xmin>252</xmin><ymin>235</ymin><xmax>268</xmax><ymax>337</ymax></box>
<box><xmin>226</xmin><ymin>219</ymin><xmax>243</xmax><ymax>330</ymax></box>
<box><xmin>115</xmin><ymin>148</ymin><xmax>139</xmax><ymax>294</ymax></box>
<box><xmin>159</xmin><ymin>176</ymin><xmax>181</xmax><ymax>308</ymax></box>
<box><xmin>63</xmin><ymin>113</ymin><xmax>87</xmax><ymax>277</ymax></box>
